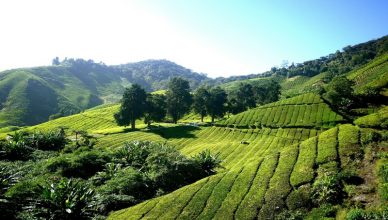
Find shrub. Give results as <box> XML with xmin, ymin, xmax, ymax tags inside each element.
<box><xmin>305</xmin><ymin>204</ymin><xmax>337</xmax><ymax>219</ymax></box>
<box><xmin>114</xmin><ymin>141</ymin><xmax>153</xmax><ymax>168</ymax></box>
<box><xmin>276</xmin><ymin>209</ymin><xmax>305</xmax><ymax>220</ymax></box>
<box><xmin>361</xmin><ymin>130</ymin><xmax>381</xmax><ymax>146</ymax></box>
<box><xmin>0</xmin><ymin>138</ymin><xmax>34</xmax><ymax>160</ymax></box>
<box><xmin>312</xmin><ymin>173</ymin><xmax>345</xmax><ymax>205</ymax></box>
<box><xmin>96</xmin><ymin>194</ymin><xmax>135</xmax><ymax>214</ymax></box>
<box><xmin>378</xmin><ymin>163</ymin><xmax>388</xmax><ymax>182</ymax></box>
<box><xmin>346</xmin><ymin>208</ymin><xmax>388</xmax><ymax>220</ymax></box>
<box><xmin>34</xmin><ymin>178</ymin><xmax>97</xmax><ymax>220</ymax></box>
<box><xmin>192</xmin><ymin>149</ymin><xmax>222</xmax><ymax>175</ymax></box>
<box><xmin>0</xmin><ymin>167</ymin><xmax>19</xmax><ymax>195</ymax></box>
<box><xmin>91</xmin><ymin>163</ymin><xmax>123</xmax><ymax>185</ymax></box>
<box><xmin>346</xmin><ymin>209</ymin><xmax>366</xmax><ymax>220</ymax></box>
<box><xmin>97</xmin><ymin>167</ymin><xmax>150</xmax><ymax>200</ymax></box>
<box><xmin>47</xmin><ymin>150</ymin><xmax>112</xmax><ymax>178</ymax></box>
<box><xmin>30</xmin><ymin>129</ymin><xmax>68</xmax><ymax>151</ymax></box>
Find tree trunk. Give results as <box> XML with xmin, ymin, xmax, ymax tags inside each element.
<box><xmin>211</xmin><ymin>115</ymin><xmax>215</xmax><ymax>123</ymax></box>
<box><xmin>201</xmin><ymin>115</ymin><xmax>204</xmax><ymax>122</ymax></box>
<box><xmin>131</xmin><ymin>119</ymin><xmax>136</xmax><ymax>130</ymax></box>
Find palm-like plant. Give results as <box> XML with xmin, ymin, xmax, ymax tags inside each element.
<box><xmin>0</xmin><ymin>167</ymin><xmax>19</xmax><ymax>195</ymax></box>
<box><xmin>92</xmin><ymin>163</ymin><xmax>122</xmax><ymax>185</ymax></box>
<box><xmin>35</xmin><ymin>179</ymin><xmax>97</xmax><ymax>220</ymax></box>
<box><xmin>193</xmin><ymin>149</ymin><xmax>222</xmax><ymax>175</ymax></box>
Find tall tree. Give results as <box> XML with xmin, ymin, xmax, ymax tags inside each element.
<box><xmin>253</xmin><ymin>80</ymin><xmax>281</xmax><ymax>105</ymax></box>
<box><xmin>324</xmin><ymin>76</ymin><xmax>355</xmax><ymax>111</ymax></box>
<box><xmin>166</xmin><ymin>77</ymin><xmax>192</xmax><ymax>123</ymax></box>
<box><xmin>237</xmin><ymin>83</ymin><xmax>256</xmax><ymax>110</ymax></box>
<box><xmin>52</xmin><ymin>57</ymin><xmax>60</xmax><ymax>65</ymax></box>
<box><xmin>114</xmin><ymin>84</ymin><xmax>147</xmax><ymax>129</ymax></box>
<box><xmin>144</xmin><ymin>94</ymin><xmax>166</xmax><ymax>127</ymax></box>
<box><xmin>193</xmin><ymin>86</ymin><xmax>210</xmax><ymax>122</ymax></box>
<box><xmin>206</xmin><ymin>87</ymin><xmax>227</xmax><ymax>123</ymax></box>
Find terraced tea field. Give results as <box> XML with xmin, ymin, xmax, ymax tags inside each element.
<box><xmin>107</xmin><ymin>124</ymin><xmax>361</xmax><ymax>220</ymax></box>
<box><xmin>218</xmin><ymin>93</ymin><xmax>345</xmax><ymax>128</ymax></box>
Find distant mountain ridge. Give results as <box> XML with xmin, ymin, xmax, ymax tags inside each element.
<box><xmin>0</xmin><ymin>35</ymin><xmax>387</xmax><ymax>127</ymax></box>
<box><xmin>0</xmin><ymin>59</ymin><xmax>210</xmax><ymax>127</ymax></box>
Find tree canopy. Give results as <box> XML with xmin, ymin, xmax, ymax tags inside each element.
<box><xmin>114</xmin><ymin>84</ymin><xmax>147</xmax><ymax>129</ymax></box>
<box><xmin>166</xmin><ymin>77</ymin><xmax>192</xmax><ymax>123</ymax></box>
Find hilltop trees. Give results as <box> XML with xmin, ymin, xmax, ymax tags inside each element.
<box><xmin>114</xmin><ymin>84</ymin><xmax>147</xmax><ymax>129</ymax></box>
<box><xmin>144</xmin><ymin>94</ymin><xmax>166</xmax><ymax>127</ymax></box>
<box><xmin>166</xmin><ymin>77</ymin><xmax>192</xmax><ymax>123</ymax></box>
<box><xmin>207</xmin><ymin>87</ymin><xmax>227</xmax><ymax>123</ymax></box>
<box><xmin>324</xmin><ymin>76</ymin><xmax>355</xmax><ymax>112</ymax></box>
<box><xmin>193</xmin><ymin>86</ymin><xmax>211</xmax><ymax>122</ymax></box>
<box><xmin>254</xmin><ymin>80</ymin><xmax>281</xmax><ymax>105</ymax></box>
<box><xmin>237</xmin><ymin>83</ymin><xmax>256</xmax><ymax>109</ymax></box>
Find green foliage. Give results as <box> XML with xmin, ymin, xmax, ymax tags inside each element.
<box><xmin>192</xmin><ymin>149</ymin><xmax>222</xmax><ymax>175</ymax></box>
<box><xmin>346</xmin><ymin>208</ymin><xmax>388</xmax><ymax>220</ymax></box>
<box><xmin>144</xmin><ymin>93</ymin><xmax>167</xmax><ymax>126</ymax></box>
<box><xmin>193</xmin><ymin>86</ymin><xmax>211</xmax><ymax>122</ymax></box>
<box><xmin>355</xmin><ymin>106</ymin><xmax>388</xmax><ymax>128</ymax></box>
<box><xmin>324</xmin><ymin>75</ymin><xmax>355</xmax><ymax>111</ymax></box>
<box><xmin>286</xmin><ymin>185</ymin><xmax>312</xmax><ymax>210</ymax></box>
<box><xmin>0</xmin><ymin>166</ymin><xmax>19</xmax><ymax>195</ymax></box>
<box><xmin>166</xmin><ymin>77</ymin><xmax>192</xmax><ymax>123</ymax></box>
<box><xmin>114</xmin><ymin>84</ymin><xmax>147</xmax><ymax>129</ymax></box>
<box><xmin>206</xmin><ymin>87</ymin><xmax>227</xmax><ymax>123</ymax></box>
<box><xmin>305</xmin><ymin>204</ymin><xmax>337</xmax><ymax>220</ymax></box>
<box><xmin>114</xmin><ymin>141</ymin><xmax>154</xmax><ymax>168</ymax></box>
<box><xmin>47</xmin><ymin>150</ymin><xmax>112</xmax><ymax>178</ymax></box>
<box><xmin>34</xmin><ymin>178</ymin><xmax>97</xmax><ymax>220</ymax></box>
<box><xmin>312</xmin><ymin>173</ymin><xmax>345</xmax><ymax>205</ymax></box>
<box><xmin>97</xmin><ymin>167</ymin><xmax>149</xmax><ymax>199</ymax></box>
<box><xmin>29</xmin><ymin>128</ymin><xmax>68</xmax><ymax>150</ymax></box>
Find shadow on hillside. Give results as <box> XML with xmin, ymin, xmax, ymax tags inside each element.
<box><xmin>145</xmin><ymin>125</ymin><xmax>200</xmax><ymax>139</ymax></box>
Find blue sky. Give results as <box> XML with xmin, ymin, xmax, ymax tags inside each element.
<box><xmin>0</xmin><ymin>0</ymin><xmax>387</xmax><ymax>77</ymax></box>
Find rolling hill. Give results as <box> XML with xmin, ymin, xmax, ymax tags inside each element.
<box><xmin>0</xmin><ymin>59</ymin><xmax>209</xmax><ymax>127</ymax></box>
<box><xmin>4</xmin><ymin>86</ymin><xmax>384</xmax><ymax>219</ymax></box>
<box><xmin>0</xmin><ymin>36</ymin><xmax>387</xmax><ymax>219</ymax></box>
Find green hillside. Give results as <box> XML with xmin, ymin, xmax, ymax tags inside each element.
<box><xmin>0</xmin><ymin>59</ymin><xmax>210</xmax><ymax>127</ymax></box>
<box><xmin>218</xmin><ymin>93</ymin><xmax>345</xmax><ymax>128</ymax></box>
<box><xmin>107</xmin><ymin>124</ymin><xmax>374</xmax><ymax>220</ymax></box>
<box><xmin>1</xmin><ymin>36</ymin><xmax>387</xmax><ymax>220</ymax></box>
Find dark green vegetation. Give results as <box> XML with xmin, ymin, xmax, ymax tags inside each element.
<box><xmin>0</xmin><ymin>130</ymin><xmax>221</xmax><ymax>219</ymax></box>
<box><xmin>0</xmin><ymin>59</ymin><xmax>210</xmax><ymax>127</ymax></box>
<box><xmin>0</xmin><ymin>36</ymin><xmax>387</xmax><ymax>219</ymax></box>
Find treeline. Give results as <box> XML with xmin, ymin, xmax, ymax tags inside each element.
<box><xmin>213</xmin><ymin>35</ymin><xmax>388</xmax><ymax>85</ymax></box>
<box><xmin>114</xmin><ymin>77</ymin><xmax>281</xmax><ymax>128</ymax></box>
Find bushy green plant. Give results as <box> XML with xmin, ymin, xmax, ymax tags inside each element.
<box><xmin>0</xmin><ymin>138</ymin><xmax>34</xmax><ymax>160</ymax></box>
<box><xmin>30</xmin><ymin>129</ymin><xmax>68</xmax><ymax>150</ymax></box>
<box><xmin>379</xmin><ymin>163</ymin><xmax>388</xmax><ymax>182</ymax></box>
<box><xmin>312</xmin><ymin>173</ymin><xmax>345</xmax><ymax>204</ymax></box>
<box><xmin>361</xmin><ymin>130</ymin><xmax>381</xmax><ymax>146</ymax></box>
<box><xmin>97</xmin><ymin>167</ymin><xmax>150</xmax><ymax>199</ymax></box>
<box><xmin>114</xmin><ymin>141</ymin><xmax>153</xmax><ymax>168</ymax></box>
<box><xmin>92</xmin><ymin>163</ymin><xmax>123</xmax><ymax>185</ymax></box>
<box><xmin>34</xmin><ymin>178</ymin><xmax>97</xmax><ymax>220</ymax></box>
<box><xmin>47</xmin><ymin>150</ymin><xmax>112</xmax><ymax>178</ymax></box>
<box><xmin>276</xmin><ymin>209</ymin><xmax>305</xmax><ymax>220</ymax></box>
<box><xmin>192</xmin><ymin>149</ymin><xmax>222</xmax><ymax>175</ymax></box>
<box><xmin>0</xmin><ymin>167</ymin><xmax>19</xmax><ymax>195</ymax></box>
<box><xmin>346</xmin><ymin>208</ymin><xmax>388</xmax><ymax>220</ymax></box>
